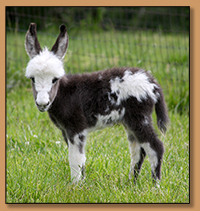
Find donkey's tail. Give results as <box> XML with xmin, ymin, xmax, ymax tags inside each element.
<box><xmin>155</xmin><ymin>89</ymin><xmax>169</xmax><ymax>133</ymax></box>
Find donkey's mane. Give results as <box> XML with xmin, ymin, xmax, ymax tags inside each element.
<box><xmin>26</xmin><ymin>47</ymin><xmax>65</xmax><ymax>78</ymax></box>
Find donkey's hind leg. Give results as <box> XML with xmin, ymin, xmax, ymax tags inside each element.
<box><xmin>127</xmin><ymin>133</ymin><xmax>146</xmax><ymax>183</ymax></box>
<box><xmin>141</xmin><ymin>141</ymin><xmax>164</xmax><ymax>181</ymax></box>
<box><xmin>133</xmin><ymin>147</ymin><xmax>146</xmax><ymax>182</ymax></box>
<box><xmin>134</xmin><ymin>125</ymin><xmax>165</xmax><ymax>182</ymax></box>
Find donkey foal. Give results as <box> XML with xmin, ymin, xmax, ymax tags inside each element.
<box><xmin>25</xmin><ymin>23</ymin><xmax>169</xmax><ymax>184</ymax></box>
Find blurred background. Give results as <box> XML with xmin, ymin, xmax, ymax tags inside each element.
<box><xmin>6</xmin><ymin>6</ymin><xmax>189</xmax><ymax>114</ymax></box>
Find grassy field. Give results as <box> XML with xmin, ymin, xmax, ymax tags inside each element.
<box><xmin>6</xmin><ymin>29</ymin><xmax>189</xmax><ymax>203</ymax></box>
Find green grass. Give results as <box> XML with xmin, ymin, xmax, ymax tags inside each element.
<box><xmin>6</xmin><ymin>29</ymin><xmax>189</xmax><ymax>203</ymax></box>
<box><xmin>6</xmin><ymin>88</ymin><xmax>189</xmax><ymax>203</ymax></box>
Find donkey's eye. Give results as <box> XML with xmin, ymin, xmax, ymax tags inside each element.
<box><xmin>52</xmin><ymin>78</ymin><xmax>58</xmax><ymax>84</ymax></box>
<box><xmin>30</xmin><ymin>77</ymin><xmax>35</xmax><ymax>83</ymax></box>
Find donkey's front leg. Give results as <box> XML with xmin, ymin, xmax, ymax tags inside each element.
<box><xmin>68</xmin><ymin>132</ymin><xmax>87</xmax><ymax>184</ymax></box>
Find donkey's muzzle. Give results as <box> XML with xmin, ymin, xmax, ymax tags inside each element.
<box><xmin>36</xmin><ymin>102</ymin><xmax>50</xmax><ymax>112</ymax></box>
<box><xmin>35</xmin><ymin>91</ymin><xmax>51</xmax><ymax>112</ymax></box>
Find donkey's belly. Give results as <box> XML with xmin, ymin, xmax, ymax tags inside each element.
<box><xmin>87</xmin><ymin>108</ymin><xmax>125</xmax><ymax>132</ymax></box>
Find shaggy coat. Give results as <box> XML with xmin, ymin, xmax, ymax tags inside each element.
<box><xmin>25</xmin><ymin>23</ymin><xmax>169</xmax><ymax>184</ymax></box>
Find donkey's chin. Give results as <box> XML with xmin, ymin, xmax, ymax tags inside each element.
<box><xmin>37</xmin><ymin>104</ymin><xmax>50</xmax><ymax>112</ymax></box>
<box><xmin>38</xmin><ymin>108</ymin><xmax>47</xmax><ymax>112</ymax></box>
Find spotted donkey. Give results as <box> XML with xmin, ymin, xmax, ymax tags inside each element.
<box><xmin>25</xmin><ymin>23</ymin><xmax>169</xmax><ymax>184</ymax></box>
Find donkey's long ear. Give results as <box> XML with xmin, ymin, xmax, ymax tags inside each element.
<box><xmin>25</xmin><ymin>23</ymin><xmax>42</xmax><ymax>59</ymax></box>
<box><xmin>51</xmin><ymin>25</ymin><xmax>68</xmax><ymax>60</ymax></box>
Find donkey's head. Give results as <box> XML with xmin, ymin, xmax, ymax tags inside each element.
<box><xmin>25</xmin><ymin>23</ymin><xmax>68</xmax><ymax>112</ymax></box>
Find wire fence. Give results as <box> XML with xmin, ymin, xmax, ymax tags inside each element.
<box><xmin>6</xmin><ymin>7</ymin><xmax>189</xmax><ymax>113</ymax></box>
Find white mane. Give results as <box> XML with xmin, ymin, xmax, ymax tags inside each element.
<box><xmin>25</xmin><ymin>47</ymin><xmax>65</xmax><ymax>78</ymax></box>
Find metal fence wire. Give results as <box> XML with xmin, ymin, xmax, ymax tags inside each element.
<box><xmin>6</xmin><ymin>6</ymin><xmax>189</xmax><ymax>113</ymax></box>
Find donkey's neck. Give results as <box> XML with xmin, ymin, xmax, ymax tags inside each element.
<box><xmin>47</xmin><ymin>74</ymin><xmax>83</xmax><ymax>132</ymax></box>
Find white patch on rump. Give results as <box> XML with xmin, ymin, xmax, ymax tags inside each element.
<box><xmin>110</xmin><ymin>70</ymin><xmax>158</xmax><ymax>104</ymax></box>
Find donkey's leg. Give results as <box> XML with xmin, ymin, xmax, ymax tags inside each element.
<box><xmin>135</xmin><ymin>126</ymin><xmax>165</xmax><ymax>182</ymax></box>
<box><xmin>68</xmin><ymin>132</ymin><xmax>87</xmax><ymax>184</ymax></box>
<box><xmin>127</xmin><ymin>132</ymin><xmax>146</xmax><ymax>182</ymax></box>
<box><xmin>133</xmin><ymin>147</ymin><xmax>146</xmax><ymax>182</ymax></box>
<box><xmin>141</xmin><ymin>141</ymin><xmax>164</xmax><ymax>181</ymax></box>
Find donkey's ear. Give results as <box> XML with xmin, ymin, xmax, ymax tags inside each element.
<box><xmin>25</xmin><ymin>23</ymin><xmax>42</xmax><ymax>59</ymax></box>
<box><xmin>51</xmin><ymin>25</ymin><xmax>68</xmax><ymax>60</ymax></box>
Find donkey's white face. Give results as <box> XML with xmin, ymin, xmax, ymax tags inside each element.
<box><xmin>25</xmin><ymin>23</ymin><xmax>68</xmax><ymax>112</ymax></box>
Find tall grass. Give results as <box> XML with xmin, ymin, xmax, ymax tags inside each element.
<box><xmin>6</xmin><ymin>29</ymin><xmax>189</xmax><ymax>203</ymax></box>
